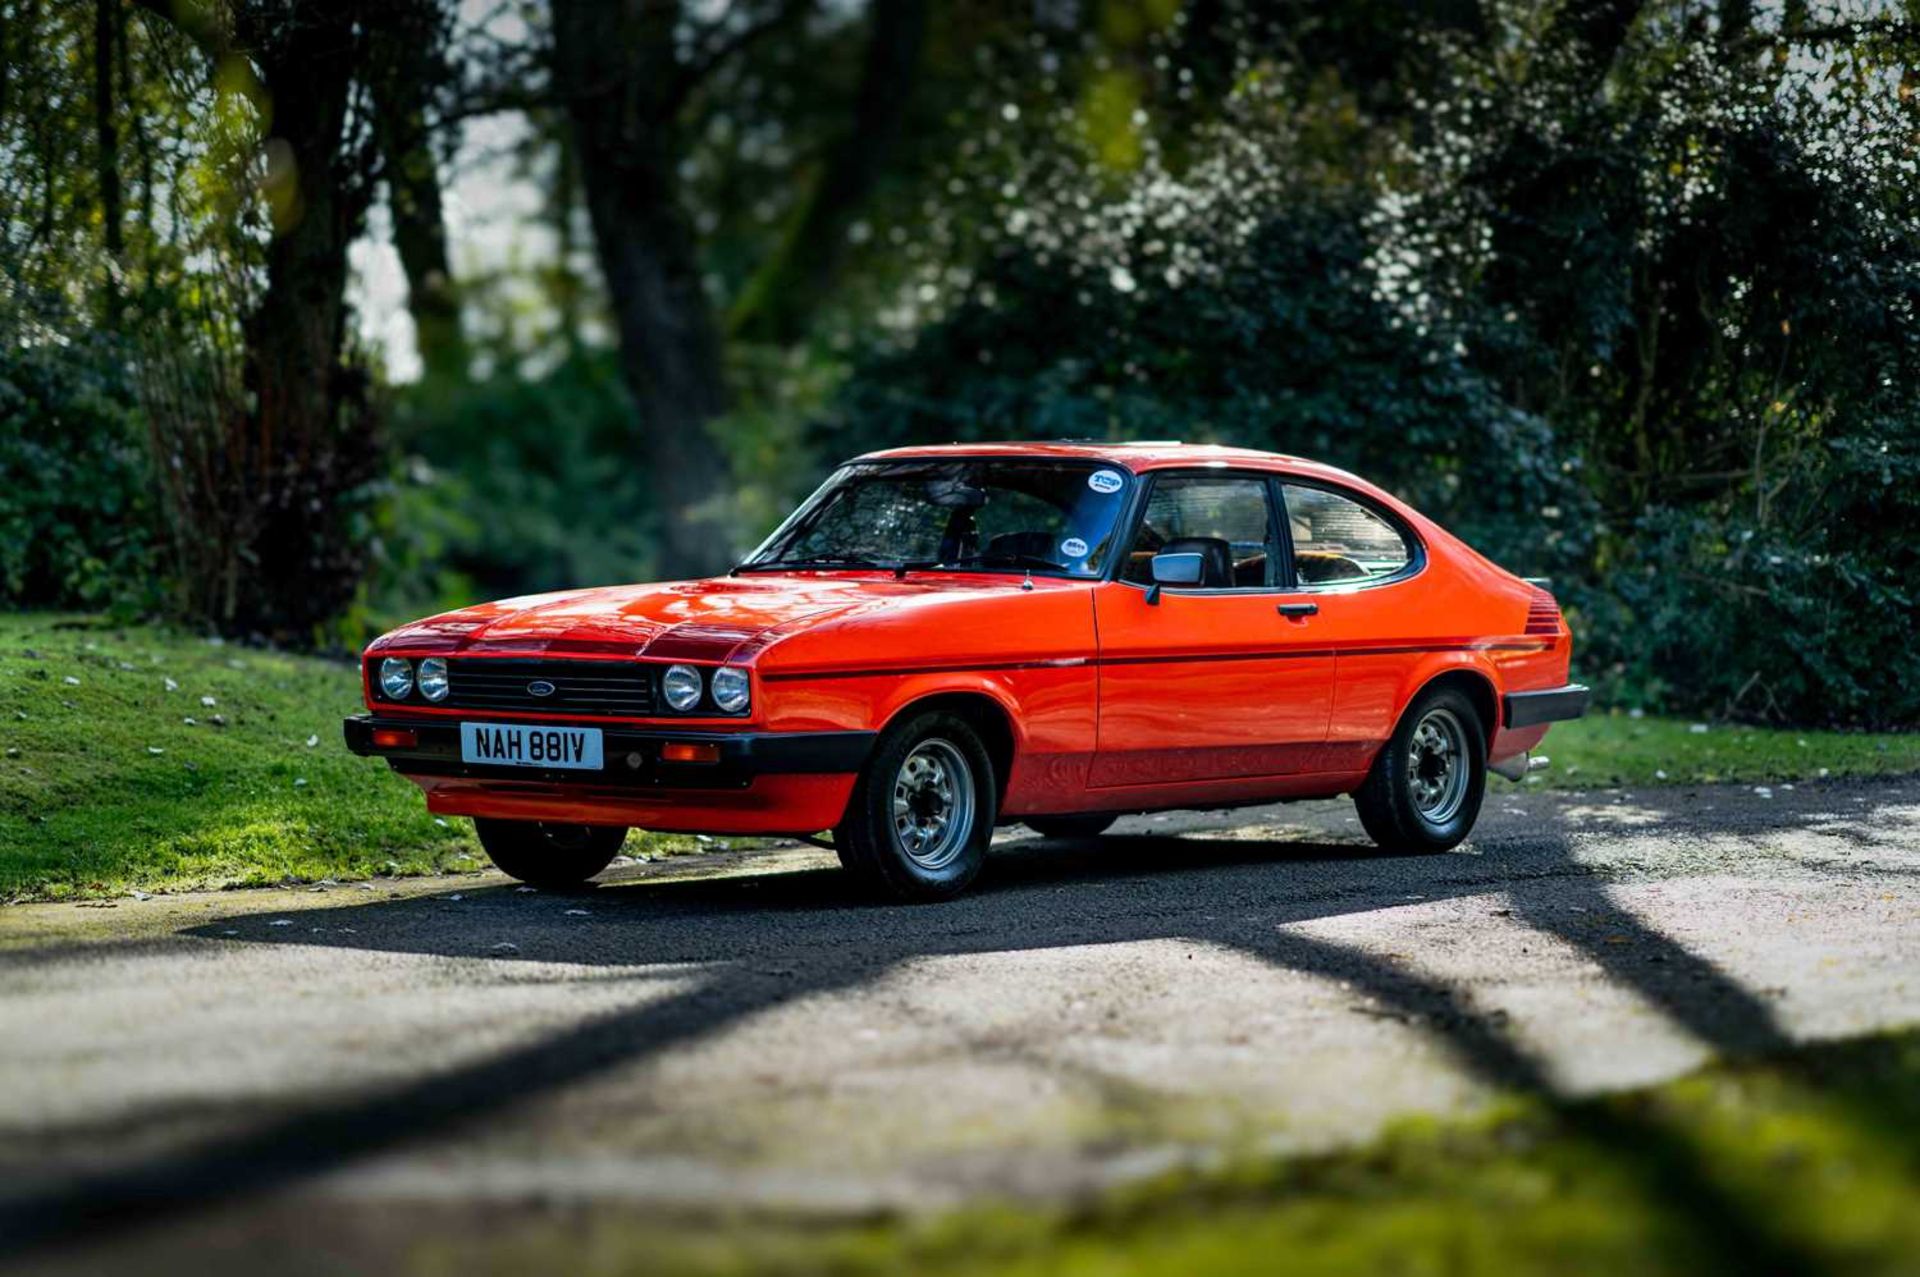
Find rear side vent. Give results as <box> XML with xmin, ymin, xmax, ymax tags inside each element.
<box><xmin>1524</xmin><ymin>587</ymin><xmax>1563</xmax><ymax>637</ymax></box>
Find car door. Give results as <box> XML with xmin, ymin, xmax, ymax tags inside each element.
<box><xmin>1089</xmin><ymin>471</ymin><xmax>1337</xmax><ymax>789</ymax></box>
<box><xmin>1272</xmin><ymin>479</ymin><xmax>1426</xmax><ymax>773</ymax></box>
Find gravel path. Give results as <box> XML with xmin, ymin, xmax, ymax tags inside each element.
<box><xmin>3</xmin><ymin>776</ymin><xmax>1917</xmax><ymax>1270</ymax></box>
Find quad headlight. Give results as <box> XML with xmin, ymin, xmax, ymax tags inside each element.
<box><xmin>417</xmin><ymin>656</ymin><xmax>450</xmax><ymax>702</ymax></box>
<box><xmin>379</xmin><ymin>657</ymin><xmax>414</xmax><ymax>700</ymax></box>
<box><xmin>661</xmin><ymin>663</ymin><xmax>703</xmax><ymax>712</ymax></box>
<box><xmin>710</xmin><ymin>666</ymin><xmax>750</xmax><ymax>714</ymax></box>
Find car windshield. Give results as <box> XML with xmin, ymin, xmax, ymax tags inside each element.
<box><xmin>741</xmin><ymin>459</ymin><xmax>1134</xmax><ymax>579</ymax></box>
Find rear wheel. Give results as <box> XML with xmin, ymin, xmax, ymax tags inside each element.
<box><xmin>1024</xmin><ymin>814</ymin><xmax>1118</xmax><ymax>840</ymax></box>
<box><xmin>836</xmin><ymin>711</ymin><xmax>996</xmax><ymax>901</ymax></box>
<box><xmin>1353</xmin><ymin>685</ymin><xmax>1486</xmax><ymax>854</ymax></box>
<box><xmin>474</xmin><ymin>819</ymin><xmax>626</xmax><ymax>889</ymax></box>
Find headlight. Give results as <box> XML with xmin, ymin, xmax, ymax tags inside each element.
<box><xmin>379</xmin><ymin>657</ymin><xmax>414</xmax><ymax>700</ymax></box>
<box><xmin>417</xmin><ymin>657</ymin><xmax>449</xmax><ymax>702</ymax></box>
<box><xmin>661</xmin><ymin>663</ymin><xmax>703</xmax><ymax>712</ymax></box>
<box><xmin>710</xmin><ymin>666</ymin><xmax>750</xmax><ymax>713</ymax></box>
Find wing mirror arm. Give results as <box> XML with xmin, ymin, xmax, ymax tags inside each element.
<box><xmin>1145</xmin><ymin>551</ymin><xmax>1204</xmax><ymax>606</ymax></box>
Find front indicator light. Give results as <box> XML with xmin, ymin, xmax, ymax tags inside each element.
<box><xmin>661</xmin><ymin>663</ymin><xmax>703</xmax><ymax>711</ymax></box>
<box><xmin>417</xmin><ymin>656</ymin><xmax>450</xmax><ymax>702</ymax></box>
<box><xmin>710</xmin><ymin>666</ymin><xmax>750</xmax><ymax>713</ymax></box>
<box><xmin>661</xmin><ymin>741</ymin><xmax>721</xmax><ymax>764</ymax></box>
<box><xmin>371</xmin><ymin>728</ymin><xmax>418</xmax><ymax>749</ymax></box>
<box><xmin>379</xmin><ymin>658</ymin><xmax>414</xmax><ymax>700</ymax></box>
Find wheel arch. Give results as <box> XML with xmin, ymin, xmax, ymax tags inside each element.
<box><xmin>880</xmin><ymin>689</ymin><xmax>1018</xmax><ymax>804</ymax></box>
<box><xmin>1406</xmin><ymin>665</ymin><xmax>1500</xmax><ymax>755</ymax></box>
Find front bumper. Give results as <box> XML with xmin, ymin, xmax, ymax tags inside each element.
<box><xmin>342</xmin><ymin>714</ymin><xmax>875</xmax><ymax>791</ymax></box>
<box><xmin>1503</xmin><ymin>683</ymin><xmax>1591</xmax><ymax>728</ymax></box>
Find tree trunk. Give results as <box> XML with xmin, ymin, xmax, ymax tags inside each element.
<box><xmin>367</xmin><ymin>0</ymin><xmax>466</xmax><ymax>385</ymax></box>
<box><xmin>550</xmin><ymin>0</ymin><xmax>736</xmax><ymax>579</ymax></box>
<box><xmin>730</xmin><ymin>0</ymin><xmax>928</xmax><ymax>345</ymax></box>
<box><xmin>94</xmin><ymin>0</ymin><xmax>123</xmax><ymax>304</ymax></box>
<box><xmin>121</xmin><ymin>0</ymin><xmax>391</xmax><ymax>638</ymax></box>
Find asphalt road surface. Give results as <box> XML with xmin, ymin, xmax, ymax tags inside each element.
<box><xmin>3</xmin><ymin>777</ymin><xmax>1918</xmax><ymax>1272</ymax></box>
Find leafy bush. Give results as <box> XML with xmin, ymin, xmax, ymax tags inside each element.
<box><xmin>824</xmin><ymin>200</ymin><xmax>1595</xmax><ymax>598</ymax></box>
<box><xmin>821</xmin><ymin>35</ymin><xmax>1920</xmax><ymax>729</ymax></box>
<box><xmin>375</xmin><ymin>352</ymin><xmax>658</xmax><ymax>609</ymax></box>
<box><xmin>0</xmin><ymin>331</ymin><xmax>158</xmax><ymax>612</ymax></box>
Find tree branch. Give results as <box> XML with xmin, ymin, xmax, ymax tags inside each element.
<box><xmin>671</xmin><ymin>0</ymin><xmax>813</xmax><ymax>109</ymax></box>
<box><xmin>128</xmin><ymin>0</ymin><xmax>266</xmax><ymax>102</ymax></box>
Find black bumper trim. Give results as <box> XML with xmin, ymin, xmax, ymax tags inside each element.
<box><xmin>343</xmin><ymin>715</ymin><xmax>875</xmax><ymax>788</ymax></box>
<box><xmin>1504</xmin><ymin>684</ymin><xmax>1591</xmax><ymax>728</ymax></box>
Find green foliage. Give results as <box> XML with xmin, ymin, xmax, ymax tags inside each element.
<box><xmin>1430</xmin><ymin>39</ymin><xmax>1920</xmax><ymax>726</ymax></box>
<box><xmin>824</xmin><ymin>197</ymin><xmax>1594</xmax><ymax>592</ymax></box>
<box><xmin>822</xmin><ymin>9</ymin><xmax>1920</xmax><ymax>728</ymax></box>
<box><xmin>1542</xmin><ymin>711</ymin><xmax>1920</xmax><ymax>789</ymax></box>
<box><xmin>376</xmin><ymin>351</ymin><xmax>659</xmax><ymax>608</ymax></box>
<box><xmin>0</xmin><ymin>328</ymin><xmax>158</xmax><ymax>613</ymax></box>
<box><xmin>0</xmin><ymin>613</ymin><xmax>691</xmax><ymax>902</ymax></box>
<box><xmin>4</xmin><ymin>0</ymin><xmax>1917</xmax><ymax>728</ymax></box>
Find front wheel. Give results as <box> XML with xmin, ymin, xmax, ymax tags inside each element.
<box><xmin>836</xmin><ymin>711</ymin><xmax>996</xmax><ymax>901</ymax></box>
<box><xmin>474</xmin><ymin>819</ymin><xmax>626</xmax><ymax>889</ymax></box>
<box><xmin>1353</xmin><ymin>686</ymin><xmax>1486</xmax><ymax>854</ymax></box>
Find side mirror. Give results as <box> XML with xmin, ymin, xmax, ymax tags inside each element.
<box><xmin>1145</xmin><ymin>551</ymin><xmax>1204</xmax><ymax>605</ymax></box>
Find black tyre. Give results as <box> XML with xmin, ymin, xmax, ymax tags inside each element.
<box><xmin>835</xmin><ymin>710</ymin><xmax>996</xmax><ymax>901</ymax></box>
<box><xmin>474</xmin><ymin>819</ymin><xmax>626</xmax><ymax>889</ymax></box>
<box><xmin>1024</xmin><ymin>814</ymin><xmax>1118</xmax><ymax>840</ymax></box>
<box><xmin>1353</xmin><ymin>685</ymin><xmax>1487</xmax><ymax>854</ymax></box>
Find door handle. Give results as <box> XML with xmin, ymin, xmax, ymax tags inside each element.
<box><xmin>1276</xmin><ymin>602</ymin><xmax>1318</xmax><ymax>618</ymax></box>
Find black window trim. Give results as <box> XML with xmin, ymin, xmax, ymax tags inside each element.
<box><xmin>1108</xmin><ymin>467</ymin><xmax>1289</xmax><ymax>597</ymax></box>
<box><xmin>1270</xmin><ymin>475</ymin><xmax>1427</xmax><ymax>593</ymax></box>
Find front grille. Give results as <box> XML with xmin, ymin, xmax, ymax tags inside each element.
<box><xmin>443</xmin><ymin>658</ymin><xmax>655</xmax><ymax>717</ymax></box>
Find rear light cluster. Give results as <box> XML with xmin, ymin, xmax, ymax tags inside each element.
<box><xmin>1524</xmin><ymin>588</ymin><xmax>1563</xmax><ymax>636</ymax></box>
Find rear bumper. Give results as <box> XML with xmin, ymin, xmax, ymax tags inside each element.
<box><xmin>1503</xmin><ymin>683</ymin><xmax>1591</xmax><ymax>728</ymax></box>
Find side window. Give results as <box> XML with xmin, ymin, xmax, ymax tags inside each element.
<box><xmin>1122</xmin><ymin>475</ymin><xmax>1276</xmax><ymax>589</ymax></box>
<box><xmin>1281</xmin><ymin>484</ymin><xmax>1413</xmax><ymax>585</ymax></box>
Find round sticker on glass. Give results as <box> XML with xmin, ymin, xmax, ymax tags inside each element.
<box><xmin>1060</xmin><ymin>537</ymin><xmax>1090</xmax><ymax>559</ymax></box>
<box><xmin>1087</xmin><ymin>470</ymin><xmax>1124</xmax><ymax>495</ymax></box>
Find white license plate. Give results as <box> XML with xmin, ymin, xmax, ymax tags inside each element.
<box><xmin>460</xmin><ymin>722</ymin><xmax>604</xmax><ymax>771</ymax></box>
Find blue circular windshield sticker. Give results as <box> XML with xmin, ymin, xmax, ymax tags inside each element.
<box><xmin>1088</xmin><ymin>470</ymin><xmax>1124</xmax><ymax>495</ymax></box>
<box><xmin>1061</xmin><ymin>537</ymin><xmax>1090</xmax><ymax>558</ymax></box>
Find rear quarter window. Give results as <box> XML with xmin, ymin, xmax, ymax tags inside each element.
<box><xmin>1281</xmin><ymin>483</ymin><xmax>1415</xmax><ymax>585</ymax></box>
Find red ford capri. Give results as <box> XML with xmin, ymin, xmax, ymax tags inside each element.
<box><xmin>345</xmin><ymin>442</ymin><xmax>1587</xmax><ymax>899</ymax></box>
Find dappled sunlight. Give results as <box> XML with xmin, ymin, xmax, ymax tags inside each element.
<box><xmin>5</xmin><ymin>780</ymin><xmax>1920</xmax><ymax>1262</ymax></box>
<box><xmin>1552</xmin><ymin>799</ymin><xmax>1668</xmax><ymax>829</ymax></box>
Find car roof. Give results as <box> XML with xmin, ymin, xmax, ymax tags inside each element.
<box><xmin>850</xmin><ymin>440</ymin><xmax>1370</xmax><ymax>487</ymax></box>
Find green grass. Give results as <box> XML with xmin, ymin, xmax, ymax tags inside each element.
<box><xmin>409</xmin><ymin>1030</ymin><xmax>1920</xmax><ymax>1276</ymax></box>
<box><xmin>1</xmin><ymin>612</ymin><xmax>1915</xmax><ymax>901</ymax></box>
<box><xmin>1543</xmin><ymin>711</ymin><xmax>1920</xmax><ymax>789</ymax></box>
<box><xmin>0</xmin><ymin>613</ymin><xmax>702</xmax><ymax>901</ymax></box>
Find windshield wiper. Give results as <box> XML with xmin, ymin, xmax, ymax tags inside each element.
<box><xmin>737</xmin><ymin>555</ymin><xmax>938</xmax><ymax>576</ymax></box>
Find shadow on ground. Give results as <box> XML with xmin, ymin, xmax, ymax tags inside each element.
<box><xmin>5</xmin><ymin>784</ymin><xmax>1917</xmax><ymax>1271</ymax></box>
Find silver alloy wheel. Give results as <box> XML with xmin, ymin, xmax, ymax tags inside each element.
<box><xmin>890</xmin><ymin>738</ymin><xmax>976</xmax><ymax>871</ymax></box>
<box><xmin>1407</xmin><ymin>706</ymin><xmax>1470</xmax><ymax>825</ymax></box>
